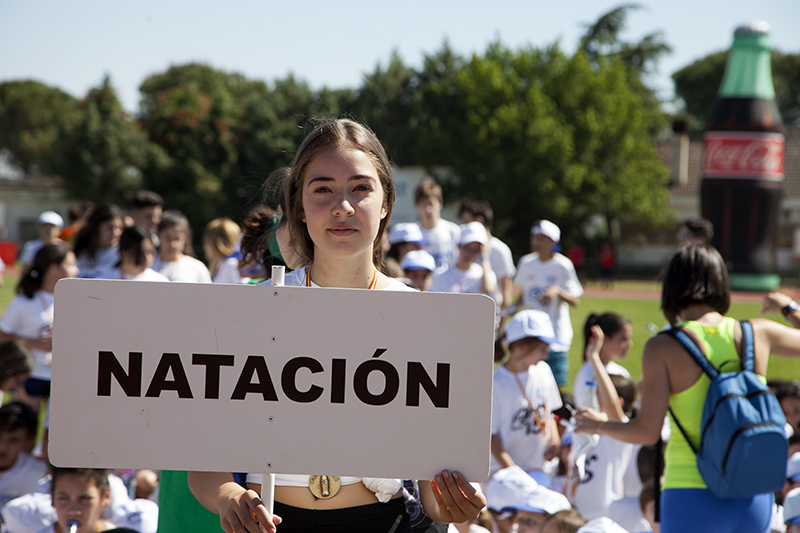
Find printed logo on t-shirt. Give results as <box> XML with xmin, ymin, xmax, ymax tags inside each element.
<box><xmin>510</xmin><ymin>405</ymin><xmax>546</xmax><ymax>435</ymax></box>
<box><xmin>579</xmin><ymin>452</ymin><xmax>598</xmax><ymax>484</ymax></box>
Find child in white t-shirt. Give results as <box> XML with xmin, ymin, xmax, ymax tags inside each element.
<box><xmin>573</xmin><ymin>313</ymin><xmax>633</xmax><ymax>410</ymax></box>
<box><xmin>153</xmin><ymin>210</ymin><xmax>211</xmax><ymax>283</ymax></box>
<box><xmin>203</xmin><ymin>218</ymin><xmax>242</xmax><ymax>284</ymax></box>
<box><xmin>492</xmin><ymin>310</ymin><xmax>562</xmax><ymax>485</ymax></box>
<box><xmin>43</xmin><ymin>468</ymin><xmax>114</xmax><ymax>533</ymax></box>
<box><xmin>567</xmin><ymin>325</ymin><xmax>636</xmax><ymax>521</ymax></box>
<box><xmin>0</xmin><ymin>402</ymin><xmax>49</xmax><ymax>507</ymax></box>
<box><xmin>412</xmin><ymin>178</ymin><xmax>461</xmax><ymax>269</ymax></box>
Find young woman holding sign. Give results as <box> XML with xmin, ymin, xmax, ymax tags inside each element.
<box><xmin>188</xmin><ymin>119</ymin><xmax>486</xmax><ymax>533</ymax></box>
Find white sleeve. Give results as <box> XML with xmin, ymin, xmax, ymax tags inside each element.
<box><xmin>491</xmin><ymin>378</ymin><xmax>505</xmax><ymax>435</ymax></box>
<box><xmin>198</xmin><ymin>265</ymin><xmax>212</xmax><ymax>283</ymax></box>
<box><xmin>0</xmin><ymin>298</ymin><xmax>23</xmax><ymax>335</ymax></box>
<box><xmin>561</xmin><ymin>258</ymin><xmax>583</xmax><ymax>298</ymax></box>
<box><xmin>213</xmin><ymin>259</ymin><xmax>241</xmax><ymax>284</ymax></box>
<box><xmin>540</xmin><ymin>364</ymin><xmax>562</xmax><ymax>412</ymax></box>
<box><xmin>493</xmin><ymin>244</ymin><xmax>516</xmax><ymax>279</ymax></box>
<box><xmin>573</xmin><ymin>363</ymin><xmax>591</xmax><ymax>408</ymax></box>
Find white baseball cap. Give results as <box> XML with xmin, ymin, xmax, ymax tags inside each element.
<box><xmin>786</xmin><ymin>487</ymin><xmax>800</xmax><ymax>525</ymax></box>
<box><xmin>112</xmin><ymin>498</ymin><xmax>159</xmax><ymax>533</ymax></box>
<box><xmin>459</xmin><ymin>221</ymin><xmax>488</xmax><ymax>246</ymax></box>
<box><xmin>577</xmin><ymin>517</ymin><xmax>630</xmax><ymax>533</ymax></box>
<box><xmin>400</xmin><ymin>250</ymin><xmax>436</xmax><ymax>272</ymax></box>
<box><xmin>388</xmin><ymin>223</ymin><xmax>426</xmax><ymax>245</ymax></box>
<box><xmin>486</xmin><ymin>466</ymin><xmax>571</xmax><ymax>515</ymax></box>
<box><xmin>506</xmin><ymin>310</ymin><xmax>559</xmax><ymax>346</ymax></box>
<box><xmin>531</xmin><ymin>220</ymin><xmax>560</xmax><ymax>243</ymax></box>
<box><xmin>38</xmin><ymin>211</ymin><xmax>64</xmax><ymax>227</ymax></box>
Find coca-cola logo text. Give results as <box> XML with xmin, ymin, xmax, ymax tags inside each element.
<box><xmin>704</xmin><ymin>133</ymin><xmax>784</xmax><ymax>179</ymax></box>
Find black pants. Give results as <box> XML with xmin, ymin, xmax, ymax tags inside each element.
<box><xmin>274</xmin><ymin>497</ymin><xmax>412</xmax><ymax>533</ymax></box>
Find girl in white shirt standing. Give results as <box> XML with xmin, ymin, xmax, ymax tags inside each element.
<box><xmin>573</xmin><ymin>313</ymin><xmax>633</xmax><ymax>409</ymax></box>
<box><xmin>153</xmin><ymin>210</ymin><xmax>211</xmax><ymax>283</ymax></box>
<box><xmin>203</xmin><ymin>218</ymin><xmax>242</xmax><ymax>284</ymax></box>
<box><xmin>0</xmin><ymin>244</ymin><xmax>78</xmax><ymax>404</ymax></box>
<box><xmin>188</xmin><ymin>118</ymin><xmax>485</xmax><ymax>533</ymax></box>
<box><xmin>73</xmin><ymin>205</ymin><xmax>124</xmax><ymax>279</ymax></box>
<box><xmin>108</xmin><ymin>225</ymin><xmax>168</xmax><ymax>282</ymax></box>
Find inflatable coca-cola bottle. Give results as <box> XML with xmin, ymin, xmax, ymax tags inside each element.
<box><xmin>701</xmin><ymin>21</ymin><xmax>784</xmax><ymax>291</ymax></box>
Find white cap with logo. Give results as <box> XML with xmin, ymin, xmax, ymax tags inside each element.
<box><xmin>388</xmin><ymin>223</ymin><xmax>426</xmax><ymax>245</ymax></box>
<box><xmin>38</xmin><ymin>211</ymin><xmax>64</xmax><ymax>227</ymax></box>
<box><xmin>400</xmin><ymin>250</ymin><xmax>436</xmax><ymax>272</ymax></box>
<box><xmin>459</xmin><ymin>221</ymin><xmax>488</xmax><ymax>246</ymax></box>
<box><xmin>485</xmin><ymin>465</ymin><xmax>571</xmax><ymax>515</ymax></box>
<box><xmin>531</xmin><ymin>220</ymin><xmax>560</xmax><ymax>243</ymax></box>
<box><xmin>505</xmin><ymin>310</ymin><xmax>559</xmax><ymax>346</ymax></box>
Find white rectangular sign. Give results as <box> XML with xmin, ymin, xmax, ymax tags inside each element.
<box><xmin>50</xmin><ymin>279</ymin><xmax>495</xmax><ymax>482</ymax></box>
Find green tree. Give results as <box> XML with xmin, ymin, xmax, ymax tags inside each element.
<box><xmin>673</xmin><ymin>50</ymin><xmax>800</xmax><ymax>127</ymax></box>
<box><xmin>138</xmin><ymin>63</ymin><xmax>242</xmax><ymax>224</ymax></box>
<box><xmin>138</xmin><ymin>63</ymin><xmax>352</xmax><ymax>231</ymax></box>
<box><xmin>350</xmin><ymin>51</ymin><xmax>423</xmax><ymax>164</ymax></box>
<box><xmin>413</xmin><ymin>42</ymin><xmax>671</xmax><ymax>254</ymax></box>
<box><xmin>580</xmin><ymin>4</ymin><xmax>671</xmax><ymax>75</ymax></box>
<box><xmin>53</xmin><ymin>76</ymin><xmax>158</xmax><ymax>204</ymax></box>
<box><xmin>0</xmin><ymin>80</ymin><xmax>79</xmax><ymax>174</ymax></box>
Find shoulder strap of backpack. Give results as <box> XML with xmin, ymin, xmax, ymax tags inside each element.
<box><xmin>665</xmin><ymin>327</ymin><xmax>719</xmax><ymax>379</ymax></box>
<box><xmin>660</xmin><ymin>326</ymin><xmax>715</xmax><ymax>457</ymax></box>
<box><xmin>740</xmin><ymin>320</ymin><xmax>755</xmax><ymax>372</ymax></box>
<box><xmin>668</xmin><ymin>406</ymin><xmax>698</xmax><ymax>455</ymax></box>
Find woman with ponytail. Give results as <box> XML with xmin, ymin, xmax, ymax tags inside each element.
<box><xmin>573</xmin><ymin>313</ymin><xmax>633</xmax><ymax>409</ymax></box>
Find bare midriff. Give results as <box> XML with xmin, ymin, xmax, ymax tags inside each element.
<box><xmin>248</xmin><ymin>483</ymin><xmax>403</xmax><ymax>509</ymax></box>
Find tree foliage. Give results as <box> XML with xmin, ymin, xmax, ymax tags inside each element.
<box><xmin>136</xmin><ymin>63</ymin><xmax>353</xmax><ymax>234</ymax></box>
<box><xmin>0</xmin><ymin>80</ymin><xmax>79</xmax><ymax>174</ymax></box>
<box><xmin>408</xmin><ymin>42</ymin><xmax>670</xmax><ymax>253</ymax></box>
<box><xmin>579</xmin><ymin>4</ymin><xmax>671</xmax><ymax>136</ymax></box>
<box><xmin>53</xmin><ymin>76</ymin><xmax>158</xmax><ymax>204</ymax></box>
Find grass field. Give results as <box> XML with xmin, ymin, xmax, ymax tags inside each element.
<box><xmin>1</xmin><ymin>273</ymin><xmax>797</xmax><ymax>384</ymax></box>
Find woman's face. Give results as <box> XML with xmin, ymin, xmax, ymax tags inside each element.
<box><xmin>159</xmin><ymin>226</ymin><xmax>186</xmax><ymax>261</ymax></box>
<box><xmin>98</xmin><ymin>217</ymin><xmax>124</xmax><ymax>248</ymax></box>
<box><xmin>53</xmin><ymin>474</ymin><xmax>110</xmax><ymax>533</ymax></box>
<box><xmin>0</xmin><ymin>373</ymin><xmax>28</xmax><ymax>394</ymax></box>
<box><xmin>516</xmin><ymin>511</ymin><xmax>547</xmax><ymax>533</ymax></box>
<box><xmin>122</xmin><ymin>239</ymin><xmax>156</xmax><ymax>269</ymax></box>
<box><xmin>602</xmin><ymin>323</ymin><xmax>633</xmax><ymax>361</ymax></box>
<box><xmin>509</xmin><ymin>339</ymin><xmax>549</xmax><ymax>365</ymax></box>
<box><xmin>301</xmin><ymin>146</ymin><xmax>387</xmax><ymax>264</ymax></box>
<box><xmin>405</xmin><ymin>269</ymin><xmax>432</xmax><ymax>292</ymax></box>
<box><xmin>396</xmin><ymin>242</ymin><xmax>421</xmax><ymax>262</ymax></box>
<box><xmin>48</xmin><ymin>252</ymin><xmax>79</xmax><ymax>283</ymax></box>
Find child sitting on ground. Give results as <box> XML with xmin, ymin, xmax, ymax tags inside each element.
<box><xmin>0</xmin><ymin>340</ymin><xmax>34</xmax><ymax>400</ymax></box>
<box><xmin>0</xmin><ymin>401</ymin><xmax>49</xmax><ymax>507</ymax></box>
<box><xmin>46</xmin><ymin>467</ymin><xmax>114</xmax><ymax>533</ymax></box>
<box><xmin>491</xmin><ymin>310</ymin><xmax>562</xmax><ymax>486</ymax></box>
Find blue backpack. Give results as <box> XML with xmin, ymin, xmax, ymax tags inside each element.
<box><xmin>667</xmin><ymin>320</ymin><xmax>788</xmax><ymax>499</ymax></box>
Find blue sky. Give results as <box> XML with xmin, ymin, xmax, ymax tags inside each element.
<box><xmin>1</xmin><ymin>0</ymin><xmax>799</xmax><ymax>112</ymax></box>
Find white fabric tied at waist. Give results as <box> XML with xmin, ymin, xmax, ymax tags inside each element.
<box><xmin>245</xmin><ymin>474</ymin><xmax>402</xmax><ymax>503</ymax></box>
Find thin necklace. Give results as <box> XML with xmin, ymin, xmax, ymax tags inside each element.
<box><xmin>508</xmin><ymin>359</ymin><xmax>547</xmax><ymax>432</ymax></box>
<box><xmin>305</xmin><ymin>265</ymin><xmax>377</xmax><ymax>289</ymax></box>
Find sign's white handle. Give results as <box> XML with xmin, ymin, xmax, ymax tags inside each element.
<box><xmin>261</xmin><ymin>265</ymin><xmax>285</xmax><ymax>517</ymax></box>
<box><xmin>262</xmin><ymin>471</ymin><xmax>275</xmax><ymax>516</ymax></box>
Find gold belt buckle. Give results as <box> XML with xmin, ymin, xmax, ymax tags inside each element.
<box><xmin>308</xmin><ymin>475</ymin><xmax>341</xmax><ymax>499</ymax></box>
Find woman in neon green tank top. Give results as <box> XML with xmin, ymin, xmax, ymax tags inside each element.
<box><xmin>575</xmin><ymin>244</ymin><xmax>800</xmax><ymax>533</ymax></box>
